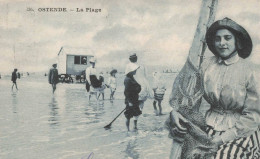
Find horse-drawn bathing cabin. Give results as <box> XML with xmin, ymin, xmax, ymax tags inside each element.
<box><xmin>57</xmin><ymin>47</ymin><xmax>94</xmax><ymax>83</ymax></box>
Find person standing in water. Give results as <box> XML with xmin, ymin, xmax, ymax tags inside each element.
<box><xmin>85</xmin><ymin>57</ymin><xmax>103</xmax><ymax>101</ymax></box>
<box><xmin>48</xmin><ymin>64</ymin><xmax>59</xmax><ymax>93</ymax></box>
<box><xmin>11</xmin><ymin>68</ymin><xmax>18</xmax><ymax>90</ymax></box>
<box><xmin>107</xmin><ymin>69</ymin><xmax>117</xmax><ymax>100</ymax></box>
<box><xmin>97</xmin><ymin>72</ymin><xmax>106</xmax><ymax>100</ymax></box>
<box><xmin>152</xmin><ymin>72</ymin><xmax>166</xmax><ymax>116</ymax></box>
<box><xmin>124</xmin><ymin>63</ymin><xmax>141</xmax><ymax>131</ymax></box>
<box><xmin>126</xmin><ymin>53</ymin><xmax>153</xmax><ymax>111</ymax></box>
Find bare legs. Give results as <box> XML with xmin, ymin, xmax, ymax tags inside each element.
<box><xmin>153</xmin><ymin>100</ymin><xmax>163</xmax><ymax>115</ymax></box>
<box><xmin>52</xmin><ymin>83</ymin><xmax>56</xmax><ymax>93</ymax></box>
<box><xmin>110</xmin><ymin>90</ymin><xmax>115</xmax><ymax>100</ymax></box>
<box><xmin>126</xmin><ymin>118</ymin><xmax>130</xmax><ymax>131</ymax></box>
<box><xmin>126</xmin><ymin>117</ymin><xmax>138</xmax><ymax>131</ymax></box>
<box><xmin>97</xmin><ymin>92</ymin><xmax>104</xmax><ymax>100</ymax></box>
<box><xmin>12</xmin><ymin>83</ymin><xmax>18</xmax><ymax>91</ymax></box>
<box><xmin>89</xmin><ymin>92</ymin><xmax>98</xmax><ymax>101</ymax></box>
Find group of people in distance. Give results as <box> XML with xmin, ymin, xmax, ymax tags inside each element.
<box><xmin>83</xmin><ymin>53</ymin><xmax>167</xmax><ymax>131</ymax></box>
<box><xmin>85</xmin><ymin>57</ymin><xmax>118</xmax><ymax>101</ymax></box>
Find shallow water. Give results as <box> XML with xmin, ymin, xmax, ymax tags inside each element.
<box><xmin>2</xmin><ymin>70</ymin><xmax>260</xmax><ymax>159</ymax></box>
<box><xmin>0</xmin><ymin>74</ymin><xmax>175</xmax><ymax>159</ymax></box>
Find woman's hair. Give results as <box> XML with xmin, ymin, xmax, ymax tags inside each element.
<box><xmin>129</xmin><ymin>56</ymin><xmax>137</xmax><ymax>63</ymax></box>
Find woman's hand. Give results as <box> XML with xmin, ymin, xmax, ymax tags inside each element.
<box><xmin>212</xmin><ymin>136</ymin><xmax>224</xmax><ymax>146</ymax></box>
<box><xmin>170</xmin><ymin>110</ymin><xmax>188</xmax><ymax>134</ymax></box>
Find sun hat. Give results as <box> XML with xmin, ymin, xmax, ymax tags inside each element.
<box><xmin>206</xmin><ymin>17</ymin><xmax>252</xmax><ymax>59</ymax></box>
<box><xmin>125</xmin><ymin>63</ymin><xmax>140</xmax><ymax>75</ymax></box>
<box><xmin>89</xmin><ymin>57</ymin><xmax>96</xmax><ymax>63</ymax></box>
<box><xmin>129</xmin><ymin>53</ymin><xmax>137</xmax><ymax>58</ymax></box>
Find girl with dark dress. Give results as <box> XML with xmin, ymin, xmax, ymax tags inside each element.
<box><xmin>124</xmin><ymin>63</ymin><xmax>141</xmax><ymax>131</ymax></box>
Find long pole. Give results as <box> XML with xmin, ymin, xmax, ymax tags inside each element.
<box><xmin>104</xmin><ymin>108</ymin><xmax>126</xmax><ymax>129</ymax></box>
<box><xmin>170</xmin><ymin>0</ymin><xmax>218</xmax><ymax>158</ymax></box>
<box><xmin>13</xmin><ymin>44</ymin><xmax>16</xmax><ymax>68</ymax></box>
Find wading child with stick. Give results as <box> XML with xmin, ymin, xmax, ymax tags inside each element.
<box><xmin>124</xmin><ymin>63</ymin><xmax>141</xmax><ymax>131</ymax></box>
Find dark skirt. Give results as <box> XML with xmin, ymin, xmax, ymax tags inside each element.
<box><xmin>124</xmin><ymin>105</ymin><xmax>142</xmax><ymax>119</ymax></box>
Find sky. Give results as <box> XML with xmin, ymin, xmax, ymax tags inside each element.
<box><xmin>0</xmin><ymin>0</ymin><xmax>260</xmax><ymax>73</ymax></box>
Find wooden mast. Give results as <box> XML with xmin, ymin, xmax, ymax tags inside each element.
<box><xmin>169</xmin><ymin>0</ymin><xmax>218</xmax><ymax>158</ymax></box>
<box><xmin>188</xmin><ymin>0</ymin><xmax>218</xmax><ymax>70</ymax></box>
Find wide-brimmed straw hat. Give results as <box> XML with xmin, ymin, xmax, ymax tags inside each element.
<box><xmin>89</xmin><ymin>57</ymin><xmax>96</xmax><ymax>63</ymax></box>
<box><xmin>125</xmin><ymin>63</ymin><xmax>139</xmax><ymax>75</ymax></box>
<box><xmin>206</xmin><ymin>17</ymin><xmax>252</xmax><ymax>59</ymax></box>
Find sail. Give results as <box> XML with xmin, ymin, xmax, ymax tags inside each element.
<box><xmin>166</xmin><ymin>0</ymin><xmax>218</xmax><ymax>158</ymax></box>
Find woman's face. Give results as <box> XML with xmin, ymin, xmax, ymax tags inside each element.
<box><xmin>214</xmin><ymin>29</ymin><xmax>236</xmax><ymax>59</ymax></box>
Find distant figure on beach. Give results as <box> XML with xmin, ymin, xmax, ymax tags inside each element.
<box><xmin>85</xmin><ymin>57</ymin><xmax>102</xmax><ymax>101</ymax></box>
<box><xmin>11</xmin><ymin>68</ymin><xmax>18</xmax><ymax>90</ymax></box>
<box><xmin>152</xmin><ymin>72</ymin><xmax>166</xmax><ymax>116</ymax></box>
<box><xmin>107</xmin><ymin>69</ymin><xmax>117</xmax><ymax>100</ymax></box>
<box><xmin>124</xmin><ymin>63</ymin><xmax>141</xmax><ymax>131</ymax></box>
<box><xmin>48</xmin><ymin>64</ymin><xmax>59</xmax><ymax>93</ymax></box>
<box><xmin>126</xmin><ymin>53</ymin><xmax>153</xmax><ymax>111</ymax></box>
<box><xmin>17</xmin><ymin>72</ymin><xmax>20</xmax><ymax>79</ymax></box>
<box><xmin>97</xmin><ymin>72</ymin><xmax>106</xmax><ymax>100</ymax></box>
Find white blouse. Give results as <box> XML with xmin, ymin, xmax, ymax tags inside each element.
<box><xmin>201</xmin><ymin>54</ymin><xmax>260</xmax><ymax>142</ymax></box>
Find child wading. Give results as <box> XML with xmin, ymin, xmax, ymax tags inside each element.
<box><xmin>124</xmin><ymin>63</ymin><xmax>141</xmax><ymax>131</ymax></box>
<box><xmin>97</xmin><ymin>72</ymin><xmax>106</xmax><ymax>100</ymax></box>
<box><xmin>107</xmin><ymin>69</ymin><xmax>117</xmax><ymax>100</ymax></box>
<box><xmin>152</xmin><ymin>72</ymin><xmax>166</xmax><ymax>115</ymax></box>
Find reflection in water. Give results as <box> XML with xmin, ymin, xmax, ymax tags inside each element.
<box><xmin>48</xmin><ymin>97</ymin><xmax>60</xmax><ymax>127</ymax></box>
<box><xmin>84</xmin><ymin>102</ymin><xmax>105</xmax><ymax>124</ymax></box>
<box><xmin>124</xmin><ymin>139</ymin><xmax>140</xmax><ymax>159</ymax></box>
<box><xmin>11</xmin><ymin>92</ymin><xmax>17</xmax><ymax>113</ymax></box>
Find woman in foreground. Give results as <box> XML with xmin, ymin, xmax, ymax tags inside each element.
<box><xmin>169</xmin><ymin>18</ymin><xmax>260</xmax><ymax>158</ymax></box>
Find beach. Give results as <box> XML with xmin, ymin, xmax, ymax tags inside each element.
<box><xmin>0</xmin><ymin>73</ymin><xmax>175</xmax><ymax>159</ymax></box>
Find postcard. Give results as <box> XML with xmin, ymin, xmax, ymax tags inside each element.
<box><xmin>1</xmin><ymin>0</ymin><xmax>260</xmax><ymax>159</ymax></box>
